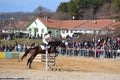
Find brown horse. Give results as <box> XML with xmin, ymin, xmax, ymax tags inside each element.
<box><xmin>21</xmin><ymin>40</ymin><xmax>65</xmax><ymax>69</ymax></box>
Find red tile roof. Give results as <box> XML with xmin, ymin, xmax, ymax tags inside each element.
<box><xmin>74</xmin><ymin>20</ymin><xmax>115</xmax><ymax>30</ymax></box>
<box><xmin>109</xmin><ymin>20</ymin><xmax>120</xmax><ymax>30</ymax></box>
<box><xmin>39</xmin><ymin>18</ymin><xmax>62</xmax><ymax>29</ymax></box>
<box><xmin>60</xmin><ymin>20</ymin><xmax>87</xmax><ymax>29</ymax></box>
<box><xmin>39</xmin><ymin>18</ymin><xmax>120</xmax><ymax>30</ymax></box>
<box><xmin>39</xmin><ymin>18</ymin><xmax>87</xmax><ymax>29</ymax></box>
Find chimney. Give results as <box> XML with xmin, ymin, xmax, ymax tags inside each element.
<box><xmin>72</xmin><ymin>16</ymin><xmax>75</xmax><ymax>20</ymax></box>
<box><xmin>94</xmin><ymin>20</ymin><xmax>97</xmax><ymax>24</ymax></box>
<box><xmin>113</xmin><ymin>19</ymin><xmax>116</xmax><ymax>23</ymax></box>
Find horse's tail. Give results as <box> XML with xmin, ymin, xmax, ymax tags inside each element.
<box><xmin>21</xmin><ymin>48</ymin><xmax>31</xmax><ymax>60</ymax></box>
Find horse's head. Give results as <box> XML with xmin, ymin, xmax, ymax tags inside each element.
<box><xmin>48</xmin><ymin>40</ymin><xmax>66</xmax><ymax>56</ymax></box>
<box><xmin>55</xmin><ymin>40</ymin><xmax>66</xmax><ymax>48</ymax></box>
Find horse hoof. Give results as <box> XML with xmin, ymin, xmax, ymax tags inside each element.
<box><xmin>58</xmin><ymin>68</ymin><xmax>61</xmax><ymax>71</ymax></box>
<box><xmin>29</xmin><ymin>67</ymin><xmax>32</xmax><ymax>69</ymax></box>
<box><xmin>21</xmin><ymin>57</ymin><xmax>23</xmax><ymax>60</ymax></box>
<box><xmin>18</xmin><ymin>60</ymin><xmax>21</xmax><ymax>62</ymax></box>
<box><xmin>55</xmin><ymin>68</ymin><xmax>57</xmax><ymax>71</ymax></box>
<box><xmin>51</xmin><ymin>68</ymin><xmax>54</xmax><ymax>71</ymax></box>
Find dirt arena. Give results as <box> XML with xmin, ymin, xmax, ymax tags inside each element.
<box><xmin>0</xmin><ymin>56</ymin><xmax>120</xmax><ymax>80</ymax></box>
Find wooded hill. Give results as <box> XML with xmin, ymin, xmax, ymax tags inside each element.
<box><xmin>57</xmin><ymin>0</ymin><xmax>120</xmax><ymax>19</ymax></box>
<box><xmin>0</xmin><ymin>12</ymin><xmax>33</xmax><ymax>19</ymax></box>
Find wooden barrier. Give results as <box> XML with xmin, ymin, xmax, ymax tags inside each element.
<box><xmin>33</xmin><ymin>53</ymin><xmax>56</xmax><ymax>70</ymax></box>
<box><xmin>34</xmin><ymin>54</ymin><xmax>55</xmax><ymax>63</ymax></box>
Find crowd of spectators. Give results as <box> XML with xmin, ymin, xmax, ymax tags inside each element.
<box><xmin>59</xmin><ymin>35</ymin><xmax>120</xmax><ymax>58</ymax></box>
<box><xmin>0</xmin><ymin>35</ymin><xmax>120</xmax><ymax>59</ymax></box>
<box><xmin>0</xmin><ymin>42</ymin><xmax>35</xmax><ymax>52</ymax></box>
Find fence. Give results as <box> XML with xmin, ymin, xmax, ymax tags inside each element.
<box><xmin>59</xmin><ymin>47</ymin><xmax>120</xmax><ymax>58</ymax></box>
<box><xmin>0</xmin><ymin>48</ymin><xmax>120</xmax><ymax>59</ymax></box>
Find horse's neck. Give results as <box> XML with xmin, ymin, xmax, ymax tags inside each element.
<box><xmin>49</xmin><ymin>42</ymin><xmax>55</xmax><ymax>46</ymax></box>
<box><xmin>49</xmin><ymin>41</ymin><xmax>62</xmax><ymax>47</ymax></box>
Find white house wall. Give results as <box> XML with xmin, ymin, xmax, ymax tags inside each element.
<box><xmin>27</xmin><ymin>18</ymin><xmax>47</xmax><ymax>38</ymax></box>
<box><xmin>36</xmin><ymin>18</ymin><xmax>48</xmax><ymax>38</ymax></box>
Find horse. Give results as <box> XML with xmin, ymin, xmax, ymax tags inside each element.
<box><xmin>21</xmin><ymin>40</ymin><xmax>66</xmax><ymax>69</ymax></box>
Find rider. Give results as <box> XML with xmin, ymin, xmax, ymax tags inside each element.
<box><xmin>42</xmin><ymin>31</ymin><xmax>52</xmax><ymax>47</ymax></box>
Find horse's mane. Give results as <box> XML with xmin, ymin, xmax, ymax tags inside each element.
<box><xmin>48</xmin><ymin>40</ymin><xmax>65</xmax><ymax>48</ymax></box>
<box><xmin>49</xmin><ymin>40</ymin><xmax>62</xmax><ymax>45</ymax></box>
<box><xmin>48</xmin><ymin>41</ymin><xmax>58</xmax><ymax>47</ymax></box>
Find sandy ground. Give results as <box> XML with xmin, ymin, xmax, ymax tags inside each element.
<box><xmin>0</xmin><ymin>56</ymin><xmax>120</xmax><ymax>80</ymax></box>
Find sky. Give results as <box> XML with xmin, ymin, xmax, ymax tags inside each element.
<box><xmin>0</xmin><ymin>0</ymin><xmax>69</xmax><ymax>12</ymax></box>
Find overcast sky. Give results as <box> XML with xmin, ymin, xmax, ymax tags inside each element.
<box><xmin>0</xmin><ymin>0</ymin><xmax>69</xmax><ymax>12</ymax></box>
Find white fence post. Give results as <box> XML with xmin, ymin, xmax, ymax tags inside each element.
<box><xmin>45</xmin><ymin>46</ymin><xmax>49</xmax><ymax>70</ymax></box>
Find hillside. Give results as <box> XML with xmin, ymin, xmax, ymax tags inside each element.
<box><xmin>0</xmin><ymin>12</ymin><xmax>33</xmax><ymax>19</ymax></box>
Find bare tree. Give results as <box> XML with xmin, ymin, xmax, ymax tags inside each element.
<box><xmin>52</xmin><ymin>11</ymin><xmax>70</xmax><ymax>20</ymax></box>
<box><xmin>96</xmin><ymin>3</ymin><xmax>112</xmax><ymax>19</ymax></box>
<box><xmin>82</xmin><ymin>8</ymin><xmax>94</xmax><ymax>19</ymax></box>
<box><xmin>33</xmin><ymin>6</ymin><xmax>52</xmax><ymax>18</ymax></box>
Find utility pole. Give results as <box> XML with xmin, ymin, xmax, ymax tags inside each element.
<box><xmin>94</xmin><ymin>20</ymin><xmax>97</xmax><ymax>58</ymax></box>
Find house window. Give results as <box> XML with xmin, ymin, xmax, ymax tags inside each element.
<box><xmin>62</xmin><ymin>30</ymin><xmax>65</xmax><ymax>34</ymax></box>
<box><xmin>29</xmin><ymin>29</ymin><xmax>32</xmax><ymax>37</ymax></box>
<box><xmin>34</xmin><ymin>28</ymin><xmax>38</xmax><ymax>32</ymax></box>
<box><xmin>75</xmin><ymin>30</ymin><xmax>77</xmax><ymax>32</ymax></box>
<box><xmin>71</xmin><ymin>30</ymin><xmax>73</xmax><ymax>33</ymax></box>
<box><xmin>66</xmin><ymin>30</ymin><xmax>68</xmax><ymax>33</ymax></box>
<box><xmin>29</xmin><ymin>29</ymin><xmax>31</xmax><ymax>32</ymax></box>
<box><xmin>34</xmin><ymin>28</ymin><xmax>38</xmax><ymax>37</ymax></box>
<box><xmin>41</xmin><ymin>29</ymin><xmax>44</xmax><ymax>33</ymax></box>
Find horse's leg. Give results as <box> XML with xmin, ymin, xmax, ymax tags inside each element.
<box><xmin>21</xmin><ymin>53</ymin><xmax>26</xmax><ymax>61</ymax></box>
<box><xmin>29</xmin><ymin>54</ymin><xmax>37</xmax><ymax>69</ymax></box>
<box><xmin>21</xmin><ymin>48</ymin><xmax>31</xmax><ymax>60</ymax></box>
<box><xmin>29</xmin><ymin>57</ymin><xmax>33</xmax><ymax>69</ymax></box>
<box><xmin>27</xmin><ymin>56</ymin><xmax>31</xmax><ymax>67</ymax></box>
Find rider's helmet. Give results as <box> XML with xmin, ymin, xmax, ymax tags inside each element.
<box><xmin>48</xmin><ymin>31</ymin><xmax>52</xmax><ymax>34</ymax></box>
